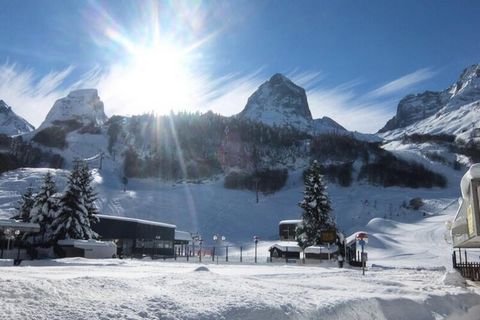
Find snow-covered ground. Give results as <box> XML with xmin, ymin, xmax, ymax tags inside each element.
<box><xmin>1</xmin><ymin>143</ymin><xmax>479</xmax><ymax>319</ymax></box>
<box><xmin>0</xmin><ymin>258</ymin><xmax>479</xmax><ymax>320</ymax></box>
<box><xmin>1</xmin><ymin>166</ymin><xmax>479</xmax><ymax>319</ymax></box>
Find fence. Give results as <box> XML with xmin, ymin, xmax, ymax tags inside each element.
<box><xmin>452</xmin><ymin>249</ymin><xmax>480</xmax><ymax>281</ymax></box>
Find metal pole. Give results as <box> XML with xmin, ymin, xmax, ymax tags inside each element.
<box><xmin>199</xmin><ymin>241</ymin><xmax>202</xmax><ymax>263</ymax></box>
<box><xmin>226</xmin><ymin>245</ymin><xmax>228</xmax><ymax>262</ymax></box>
<box><xmin>465</xmin><ymin>250</ymin><xmax>468</xmax><ymax>265</ymax></box>
<box><xmin>459</xmin><ymin>247</ymin><xmax>462</xmax><ymax>264</ymax></box>
<box><xmin>362</xmin><ymin>244</ymin><xmax>365</xmax><ymax>276</ymax></box>
<box><xmin>212</xmin><ymin>246</ymin><xmax>215</xmax><ymax>262</ymax></box>
<box><xmin>240</xmin><ymin>246</ymin><xmax>243</xmax><ymax>262</ymax></box>
<box><xmin>285</xmin><ymin>246</ymin><xmax>288</xmax><ymax>263</ymax></box>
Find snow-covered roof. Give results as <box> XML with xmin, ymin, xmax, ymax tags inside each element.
<box><xmin>304</xmin><ymin>245</ymin><xmax>338</xmax><ymax>254</ymax></box>
<box><xmin>58</xmin><ymin>239</ymin><xmax>116</xmax><ymax>248</ymax></box>
<box><xmin>175</xmin><ymin>230</ymin><xmax>192</xmax><ymax>242</ymax></box>
<box><xmin>346</xmin><ymin>231</ymin><xmax>368</xmax><ymax>245</ymax></box>
<box><xmin>279</xmin><ymin>219</ymin><xmax>302</xmax><ymax>225</ymax></box>
<box><xmin>97</xmin><ymin>215</ymin><xmax>176</xmax><ymax>229</ymax></box>
<box><xmin>460</xmin><ymin>163</ymin><xmax>480</xmax><ymax>200</ymax></box>
<box><xmin>269</xmin><ymin>241</ymin><xmax>301</xmax><ymax>252</ymax></box>
<box><xmin>0</xmin><ymin>219</ymin><xmax>40</xmax><ymax>232</ymax></box>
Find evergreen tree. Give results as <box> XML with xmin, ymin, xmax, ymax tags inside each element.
<box><xmin>29</xmin><ymin>172</ymin><xmax>58</xmax><ymax>242</ymax></box>
<box><xmin>49</xmin><ymin>164</ymin><xmax>98</xmax><ymax>242</ymax></box>
<box><xmin>296</xmin><ymin>160</ymin><xmax>336</xmax><ymax>249</ymax></box>
<box><xmin>78</xmin><ymin>162</ymin><xmax>99</xmax><ymax>225</ymax></box>
<box><xmin>13</xmin><ymin>186</ymin><xmax>35</xmax><ymax>222</ymax></box>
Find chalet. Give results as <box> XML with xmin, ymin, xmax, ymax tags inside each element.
<box><xmin>451</xmin><ymin>164</ymin><xmax>480</xmax><ymax>248</ymax></box>
<box><xmin>269</xmin><ymin>242</ymin><xmax>301</xmax><ymax>260</ymax></box>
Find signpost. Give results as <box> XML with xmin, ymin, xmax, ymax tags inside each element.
<box><xmin>356</xmin><ymin>233</ymin><xmax>368</xmax><ymax>275</ymax></box>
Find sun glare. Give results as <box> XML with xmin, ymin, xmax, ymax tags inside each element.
<box><xmin>120</xmin><ymin>42</ymin><xmax>195</xmax><ymax>112</ymax></box>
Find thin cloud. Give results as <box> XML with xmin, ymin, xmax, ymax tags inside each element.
<box><xmin>0</xmin><ymin>59</ymin><xmax>435</xmax><ymax>134</ymax></box>
<box><xmin>368</xmin><ymin>68</ymin><xmax>435</xmax><ymax>98</ymax></box>
<box><xmin>0</xmin><ymin>62</ymin><xmax>75</xmax><ymax>128</ymax></box>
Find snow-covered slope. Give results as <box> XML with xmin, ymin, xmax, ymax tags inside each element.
<box><xmin>38</xmin><ymin>89</ymin><xmax>108</xmax><ymax>130</ymax></box>
<box><xmin>0</xmin><ymin>100</ymin><xmax>34</xmax><ymax>135</ymax></box>
<box><xmin>379</xmin><ymin>64</ymin><xmax>480</xmax><ymax>140</ymax></box>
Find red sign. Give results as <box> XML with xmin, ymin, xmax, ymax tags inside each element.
<box><xmin>355</xmin><ymin>232</ymin><xmax>368</xmax><ymax>240</ymax></box>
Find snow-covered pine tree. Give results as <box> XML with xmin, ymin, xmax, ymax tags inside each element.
<box><xmin>78</xmin><ymin>162</ymin><xmax>99</xmax><ymax>225</ymax></box>
<box><xmin>49</xmin><ymin>163</ymin><xmax>98</xmax><ymax>242</ymax></box>
<box><xmin>296</xmin><ymin>160</ymin><xmax>336</xmax><ymax>249</ymax></box>
<box><xmin>29</xmin><ymin>172</ymin><xmax>58</xmax><ymax>243</ymax></box>
<box><xmin>12</xmin><ymin>186</ymin><xmax>35</xmax><ymax>222</ymax></box>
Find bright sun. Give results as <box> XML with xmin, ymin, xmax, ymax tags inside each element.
<box><xmin>101</xmin><ymin>25</ymin><xmax>199</xmax><ymax>114</ymax></box>
<box><xmin>122</xmin><ymin>42</ymin><xmax>196</xmax><ymax>112</ymax></box>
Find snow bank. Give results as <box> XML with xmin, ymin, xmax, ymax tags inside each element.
<box><xmin>0</xmin><ymin>260</ymin><xmax>478</xmax><ymax>319</ymax></box>
<box><xmin>442</xmin><ymin>270</ymin><xmax>467</xmax><ymax>287</ymax></box>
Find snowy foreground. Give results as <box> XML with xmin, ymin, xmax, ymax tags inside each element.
<box><xmin>0</xmin><ymin>258</ymin><xmax>479</xmax><ymax>320</ymax></box>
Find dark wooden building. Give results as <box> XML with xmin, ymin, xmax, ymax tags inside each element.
<box><xmin>93</xmin><ymin>215</ymin><xmax>176</xmax><ymax>257</ymax></box>
<box><xmin>268</xmin><ymin>242</ymin><xmax>301</xmax><ymax>260</ymax></box>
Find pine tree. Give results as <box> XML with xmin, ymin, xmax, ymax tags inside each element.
<box><xmin>78</xmin><ymin>162</ymin><xmax>99</xmax><ymax>225</ymax></box>
<box><xmin>29</xmin><ymin>172</ymin><xmax>58</xmax><ymax>243</ymax></box>
<box><xmin>49</xmin><ymin>164</ymin><xmax>98</xmax><ymax>242</ymax></box>
<box><xmin>13</xmin><ymin>186</ymin><xmax>35</xmax><ymax>222</ymax></box>
<box><xmin>296</xmin><ymin>160</ymin><xmax>336</xmax><ymax>249</ymax></box>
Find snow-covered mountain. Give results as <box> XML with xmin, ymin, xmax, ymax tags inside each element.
<box><xmin>238</xmin><ymin>73</ymin><xmax>368</xmax><ymax>138</ymax></box>
<box><xmin>0</xmin><ymin>100</ymin><xmax>34</xmax><ymax>136</ymax></box>
<box><xmin>239</xmin><ymin>73</ymin><xmax>313</xmax><ymax>130</ymax></box>
<box><xmin>38</xmin><ymin>89</ymin><xmax>108</xmax><ymax>130</ymax></box>
<box><xmin>379</xmin><ymin>64</ymin><xmax>480</xmax><ymax>141</ymax></box>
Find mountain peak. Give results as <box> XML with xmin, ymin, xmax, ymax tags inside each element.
<box><xmin>0</xmin><ymin>100</ymin><xmax>35</xmax><ymax>136</ymax></box>
<box><xmin>39</xmin><ymin>88</ymin><xmax>107</xmax><ymax>129</ymax></box>
<box><xmin>269</xmin><ymin>73</ymin><xmax>290</xmax><ymax>83</ymax></box>
<box><xmin>239</xmin><ymin>73</ymin><xmax>312</xmax><ymax>129</ymax></box>
<box><xmin>379</xmin><ymin>63</ymin><xmax>480</xmax><ymax>140</ymax></box>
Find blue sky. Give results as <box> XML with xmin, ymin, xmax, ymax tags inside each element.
<box><xmin>0</xmin><ymin>0</ymin><xmax>479</xmax><ymax>132</ymax></box>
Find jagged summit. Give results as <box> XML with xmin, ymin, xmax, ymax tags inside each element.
<box><xmin>379</xmin><ymin>64</ymin><xmax>480</xmax><ymax>133</ymax></box>
<box><xmin>0</xmin><ymin>99</ymin><xmax>35</xmax><ymax>136</ymax></box>
<box><xmin>379</xmin><ymin>63</ymin><xmax>480</xmax><ymax>141</ymax></box>
<box><xmin>239</xmin><ymin>73</ymin><xmax>312</xmax><ymax>129</ymax></box>
<box><xmin>39</xmin><ymin>89</ymin><xmax>108</xmax><ymax>129</ymax></box>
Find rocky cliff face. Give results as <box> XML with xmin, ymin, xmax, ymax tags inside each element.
<box><xmin>0</xmin><ymin>100</ymin><xmax>35</xmax><ymax>136</ymax></box>
<box><xmin>379</xmin><ymin>64</ymin><xmax>480</xmax><ymax>133</ymax></box>
<box><xmin>238</xmin><ymin>73</ymin><xmax>363</xmax><ymax>138</ymax></box>
<box><xmin>239</xmin><ymin>73</ymin><xmax>313</xmax><ymax>130</ymax></box>
<box><xmin>38</xmin><ymin>89</ymin><xmax>108</xmax><ymax>130</ymax></box>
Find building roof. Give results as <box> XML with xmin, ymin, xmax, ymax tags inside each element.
<box><xmin>57</xmin><ymin>239</ymin><xmax>116</xmax><ymax>248</ymax></box>
<box><xmin>97</xmin><ymin>214</ymin><xmax>176</xmax><ymax>229</ymax></box>
<box><xmin>279</xmin><ymin>219</ymin><xmax>302</xmax><ymax>225</ymax></box>
<box><xmin>304</xmin><ymin>244</ymin><xmax>338</xmax><ymax>254</ymax></box>
<box><xmin>175</xmin><ymin>230</ymin><xmax>192</xmax><ymax>241</ymax></box>
<box><xmin>346</xmin><ymin>231</ymin><xmax>368</xmax><ymax>245</ymax></box>
<box><xmin>269</xmin><ymin>241</ymin><xmax>302</xmax><ymax>252</ymax></box>
<box><xmin>0</xmin><ymin>219</ymin><xmax>40</xmax><ymax>232</ymax></box>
